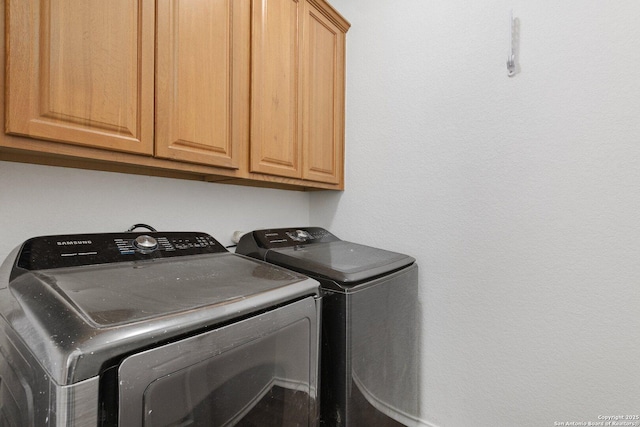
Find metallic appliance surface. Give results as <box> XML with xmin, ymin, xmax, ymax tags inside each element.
<box><xmin>0</xmin><ymin>231</ymin><xmax>321</xmax><ymax>426</ymax></box>
<box><xmin>237</xmin><ymin>227</ymin><xmax>421</xmax><ymax>427</ymax></box>
<box><xmin>119</xmin><ymin>297</ymin><xmax>320</xmax><ymax>426</ymax></box>
<box><xmin>236</xmin><ymin>227</ymin><xmax>416</xmax><ymax>288</ymax></box>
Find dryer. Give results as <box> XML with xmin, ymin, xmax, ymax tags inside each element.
<box><xmin>237</xmin><ymin>227</ymin><xmax>420</xmax><ymax>427</ymax></box>
<box><xmin>0</xmin><ymin>231</ymin><xmax>321</xmax><ymax>426</ymax></box>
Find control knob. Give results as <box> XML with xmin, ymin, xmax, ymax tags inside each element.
<box><xmin>133</xmin><ymin>235</ymin><xmax>158</xmax><ymax>252</ymax></box>
<box><xmin>286</xmin><ymin>229</ymin><xmax>311</xmax><ymax>242</ymax></box>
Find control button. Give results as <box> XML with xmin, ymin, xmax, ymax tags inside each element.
<box><xmin>296</xmin><ymin>229</ymin><xmax>310</xmax><ymax>240</ymax></box>
<box><xmin>287</xmin><ymin>229</ymin><xmax>311</xmax><ymax>242</ymax></box>
<box><xmin>133</xmin><ymin>235</ymin><xmax>158</xmax><ymax>252</ymax></box>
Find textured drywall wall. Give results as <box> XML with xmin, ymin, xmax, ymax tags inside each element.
<box><xmin>311</xmin><ymin>1</ymin><xmax>640</xmax><ymax>426</ymax></box>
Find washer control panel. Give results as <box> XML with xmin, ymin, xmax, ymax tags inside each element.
<box><xmin>14</xmin><ymin>232</ymin><xmax>226</xmax><ymax>273</ymax></box>
<box><xmin>253</xmin><ymin>227</ymin><xmax>339</xmax><ymax>249</ymax></box>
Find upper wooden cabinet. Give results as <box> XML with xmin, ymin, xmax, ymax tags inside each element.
<box><xmin>155</xmin><ymin>0</ymin><xmax>249</xmax><ymax>169</ymax></box>
<box><xmin>250</xmin><ymin>0</ymin><xmax>302</xmax><ymax>179</ymax></box>
<box><xmin>2</xmin><ymin>0</ymin><xmax>349</xmax><ymax>190</ymax></box>
<box><xmin>5</xmin><ymin>0</ymin><xmax>155</xmax><ymax>155</ymax></box>
<box><xmin>250</xmin><ymin>0</ymin><xmax>348</xmax><ymax>184</ymax></box>
<box><xmin>301</xmin><ymin>0</ymin><xmax>347</xmax><ymax>184</ymax></box>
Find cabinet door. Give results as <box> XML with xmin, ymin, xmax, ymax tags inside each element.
<box><xmin>250</xmin><ymin>0</ymin><xmax>303</xmax><ymax>178</ymax></box>
<box><xmin>301</xmin><ymin>0</ymin><xmax>345</xmax><ymax>184</ymax></box>
<box><xmin>5</xmin><ymin>0</ymin><xmax>154</xmax><ymax>154</ymax></box>
<box><xmin>155</xmin><ymin>0</ymin><xmax>249</xmax><ymax>168</ymax></box>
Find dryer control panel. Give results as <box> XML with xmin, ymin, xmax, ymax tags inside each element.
<box><xmin>252</xmin><ymin>227</ymin><xmax>339</xmax><ymax>249</ymax></box>
<box><xmin>12</xmin><ymin>232</ymin><xmax>226</xmax><ymax>277</ymax></box>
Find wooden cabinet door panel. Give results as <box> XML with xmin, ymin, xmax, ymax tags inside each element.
<box><xmin>5</xmin><ymin>0</ymin><xmax>154</xmax><ymax>154</ymax></box>
<box><xmin>155</xmin><ymin>0</ymin><xmax>248</xmax><ymax>168</ymax></box>
<box><xmin>301</xmin><ymin>1</ymin><xmax>345</xmax><ymax>184</ymax></box>
<box><xmin>250</xmin><ymin>0</ymin><xmax>302</xmax><ymax>178</ymax></box>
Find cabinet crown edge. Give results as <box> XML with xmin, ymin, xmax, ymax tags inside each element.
<box><xmin>308</xmin><ymin>0</ymin><xmax>351</xmax><ymax>32</ymax></box>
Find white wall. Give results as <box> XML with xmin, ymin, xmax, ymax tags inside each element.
<box><xmin>3</xmin><ymin>1</ymin><xmax>640</xmax><ymax>426</ymax></box>
<box><xmin>312</xmin><ymin>1</ymin><xmax>640</xmax><ymax>426</ymax></box>
<box><xmin>0</xmin><ymin>161</ymin><xmax>310</xmax><ymax>259</ymax></box>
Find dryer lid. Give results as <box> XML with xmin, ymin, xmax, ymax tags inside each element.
<box><xmin>20</xmin><ymin>253</ymin><xmax>314</xmax><ymax>327</ymax></box>
<box><xmin>0</xmin><ymin>232</ymin><xmax>319</xmax><ymax>385</ymax></box>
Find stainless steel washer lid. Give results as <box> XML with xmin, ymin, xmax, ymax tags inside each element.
<box><xmin>236</xmin><ymin>227</ymin><xmax>415</xmax><ymax>287</ymax></box>
<box><xmin>266</xmin><ymin>241</ymin><xmax>415</xmax><ymax>286</ymax></box>
<box><xmin>0</xmin><ymin>235</ymin><xmax>319</xmax><ymax>385</ymax></box>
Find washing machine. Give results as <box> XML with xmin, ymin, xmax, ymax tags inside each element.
<box><xmin>237</xmin><ymin>227</ymin><xmax>420</xmax><ymax>427</ymax></box>
<box><xmin>0</xmin><ymin>230</ymin><xmax>321</xmax><ymax>426</ymax></box>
